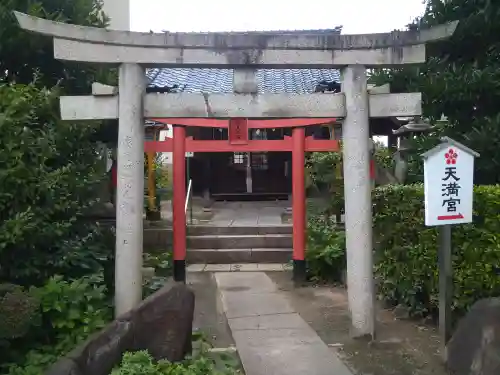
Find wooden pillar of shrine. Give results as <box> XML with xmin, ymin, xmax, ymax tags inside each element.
<box><xmin>172</xmin><ymin>125</ymin><xmax>187</xmax><ymax>282</ymax></box>
<box><xmin>292</xmin><ymin>126</ymin><xmax>306</xmax><ymax>282</ymax></box>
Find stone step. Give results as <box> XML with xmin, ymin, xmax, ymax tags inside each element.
<box><xmin>187</xmin><ymin>225</ymin><xmax>292</xmax><ymax>236</ymax></box>
<box><xmin>144</xmin><ymin>226</ymin><xmax>293</xmax><ymax>250</ymax></box>
<box><xmin>187</xmin><ymin>263</ymin><xmax>290</xmax><ymax>272</ymax></box>
<box><xmin>187</xmin><ymin>248</ymin><xmax>292</xmax><ymax>264</ymax></box>
<box><xmin>187</xmin><ymin>234</ymin><xmax>292</xmax><ymax>250</ymax></box>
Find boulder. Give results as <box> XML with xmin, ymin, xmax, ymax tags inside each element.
<box><xmin>130</xmin><ymin>282</ymin><xmax>195</xmax><ymax>362</ymax></box>
<box><xmin>45</xmin><ymin>359</ymin><xmax>82</xmax><ymax>375</ymax></box>
<box><xmin>44</xmin><ymin>281</ymin><xmax>195</xmax><ymax>375</ymax></box>
<box><xmin>447</xmin><ymin>298</ymin><xmax>500</xmax><ymax>375</ymax></box>
<box><xmin>68</xmin><ymin>320</ymin><xmax>134</xmax><ymax>375</ymax></box>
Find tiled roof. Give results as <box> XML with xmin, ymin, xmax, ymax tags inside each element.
<box><xmin>147</xmin><ymin>68</ymin><xmax>341</xmax><ymax>94</ymax></box>
<box><xmin>147</xmin><ymin>26</ymin><xmax>342</xmax><ymax>94</ymax></box>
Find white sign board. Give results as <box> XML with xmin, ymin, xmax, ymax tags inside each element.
<box><xmin>423</xmin><ymin>138</ymin><xmax>478</xmax><ymax>226</ymax></box>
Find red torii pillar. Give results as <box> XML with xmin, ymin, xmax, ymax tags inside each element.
<box><xmin>291</xmin><ymin>127</ymin><xmax>306</xmax><ymax>281</ymax></box>
<box><xmin>172</xmin><ymin>125</ymin><xmax>187</xmax><ymax>281</ymax></box>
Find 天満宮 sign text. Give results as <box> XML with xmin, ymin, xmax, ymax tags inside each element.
<box><xmin>422</xmin><ymin>137</ymin><xmax>479</xmax><ymax>226</ymax></box>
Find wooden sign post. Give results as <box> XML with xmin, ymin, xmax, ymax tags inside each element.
<box><xmin>422</xmin><ymin>136</ymin><xmax>479</xmax><ymax>362</ymax></box>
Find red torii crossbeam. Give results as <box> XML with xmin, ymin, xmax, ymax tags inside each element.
<box><xmin>146</xmin><ymin>118</ymin><xmax>340</xmax><ymax>153</ymax></box>
<box><xmin>145</xmin><ymin>118</ymin><xmax>339</xmax><ymax>282</ymax></box>
<box><xmin>145</xmin><ymin>137</ymin><xmax>340</xmax><ymax>153</ymax></box>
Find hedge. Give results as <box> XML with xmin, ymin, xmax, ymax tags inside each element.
<box><xmin>373</xmin><ymin>184</ymin><xmax>500</xmax><ymax>318</ymax></box>
<box><xmin>306</xmin><ymin>184</ymin><xmax>500</xmax><ymax>319</ymax></box>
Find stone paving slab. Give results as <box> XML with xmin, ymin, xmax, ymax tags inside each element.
<box><xmin>187</xmin><ymin>272</ymin><xmax>235</xmax><ymax>348</ymax></box>
<box><xmin>257</xmin><ymin>263</ymin><xmax>286</xmax><ymax>271</ymax></box>
<box><xmin>215</xmin><ymin>271</ymin><xmax>277</xmax><ymax>293</ymax></box>
<box><xmin>222</xmin><ymin>292</ymin><xmax>295</xmax><ymax>319</ymax></box>
<box><xmin>232</xmin><ymin>328</ymin><xmax>352</xmax><ymax>375</ymax></box>
<box><xmin>204</xmin><ymin>264</ymin><xmax>231</xmax><ymax>272</ymax></box>
<box><xmin>186</xmin><ymin>264</ymin><xmax>206</xmax><ymax>272</ymax></box>
<box><xmin>214</xmin><ymin>272</ymin><xmax>353</xmax><ymax>375</ymax></box>
<box><xmin>231</xmin><ymin>264</ymin><xmax>258</xmax><ymax>272</ymax></box>
<box><xmin>229</xmin><ymin>313</ymin><xmax>309</xmax><ymax>331</ymax></box>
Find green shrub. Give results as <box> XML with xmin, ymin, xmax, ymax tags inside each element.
<box><xmin>306</xmin><ymin>214</ymin><xmax>345</xmax><ymax>282</ymax></box>
<box><xmin>2</xmin><ymin>275</ymin><xmax>112</xmax><ymax>374</ymax></box>
<box><xmin>142</xmin><ymin>252</ymin><xmax>173</xmax><ymax>297</ymax></box>
<box><xmin>112</xmin><ymin>343</ymin><xmax>241</xmax><ymax>375</ymax></box>
<box><xmin>306</xmin><ymin>152</ymin><xmax>343</xmax><ymax>214</ymax></box>
<box><xmin>0</xmin><ymin>82</ymin><xmax>112</xmax><ymax>287</ymax></box>
<box><xmin>306</xmin><ymin>147</ymin><xmax>394</xmax><ymax>215</ymax></box>
<box><xmin>0</xmin><ymin>284</ymin><xmax>40</xmax><ymax>341</ymax></box>
<box><xmin>5</xmin><ymin>349</ymin><xmax>61</xmax><ymax>375</ymax></box>
<box><xmin>306</xmin><ymin>182</ymin><xmax>500</xmax><ymax>320</ymax></box>
<box><xmin>111</xmin><ymin>350</ymin><xmax>222</xmax><ymax>375</ymax></box>
<box><xmin>373</xmin><ymin>184</ymin><xmax>500</xmax><ymax>318</ymax></box>
<box><xmin>32</xmin><ymin>275</ymin><xmax>111</xmax><ymax>340</ymax></box>
<box><xmin>111</xmin><ymin>351</ymin><xmax>165</xmax><ymax>375</ymax></box>
<box><xmin>0</xmin><ymin>69</ymin><xmax>115</xmax><ymax>375</ymax></box>
<box><xmin>144</xmin><ymin>252</ymin><xmax>172</xmax><ymax>277</ymax></box>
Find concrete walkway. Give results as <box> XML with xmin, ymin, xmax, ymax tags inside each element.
<box><xmin>214</xmin><ymin>272</ymin><xmax>353</xmax><ymax>375</ymax></box>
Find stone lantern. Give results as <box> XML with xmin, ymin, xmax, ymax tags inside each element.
<box><xmin>392</xmin><ymin>116</ymin><xmax>434</xmax><ymax>183</ymax></box>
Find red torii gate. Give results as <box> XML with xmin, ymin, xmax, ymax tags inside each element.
<box><xmin>145</xmin><ymin>117</ymin><xmax>340</xmax><ymax>282</ymax></box>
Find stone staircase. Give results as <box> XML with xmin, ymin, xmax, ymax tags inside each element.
<box><xmin>186</xmin><ymin>225</ymin><xmax>293</xmax><ymax>264</ymax></box>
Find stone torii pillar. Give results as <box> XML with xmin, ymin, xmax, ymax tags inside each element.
<box><xmin>341</xmin><ymin>65</ymin><xmax>375</xmax><ymax>337</ymax></box>
<box><xmin>115</xmin><ymin>64</ymin><xmax>145</xmax><ymax>316</ymax></box>
<box><xmin>102</xmin><ymin>0</ymin><xmax>142</xmax><ymax>316</ymax></box>
<box><xmin>12</xmin><ymin>12</ymin><xmax>458</xmax><ymax>335</ymax></box>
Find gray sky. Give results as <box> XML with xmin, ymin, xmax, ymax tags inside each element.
<box><xmin>131</xmin><ymin>0</ymin><xmax>426</xmax><ymax>34</ymax></box>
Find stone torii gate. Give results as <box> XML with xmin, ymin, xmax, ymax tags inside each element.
<box><xmin>14</xmin><ymin>11</ymin><xmax>457</xmax><ymax>338</ymax></box>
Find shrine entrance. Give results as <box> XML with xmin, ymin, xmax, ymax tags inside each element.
<box><xmin>14</xmin><ymin>10</ymin><xmax>457</xmax><ymax>337</ymax></box>
<box><xmin>146</xmin><ymin>117</ymin><xmax>340</xmax><ymax>282</ymax></box>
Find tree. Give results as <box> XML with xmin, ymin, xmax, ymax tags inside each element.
<box><xmin>0</xmin><ymin>0</ymin><xmax>114</xmax><ymax>92</ymax></box>
<box><xmin>0</xmin><ymin>0</ymin><xmax>118</xmax><ymax>142</ymax></box>
<box><xmin>0</xmin><ymin>83</ymin><xmax>114</xmax><ymax>286</ymax></box>
<box><xmin>0</xmin><ymin>0</ymin><xmax>116</xmax><ymax>287</ymax></box>
<box><xmin>370</xmin><ymin>0</ymin><xmax>500</xmax><ymax>184</ymax></box>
